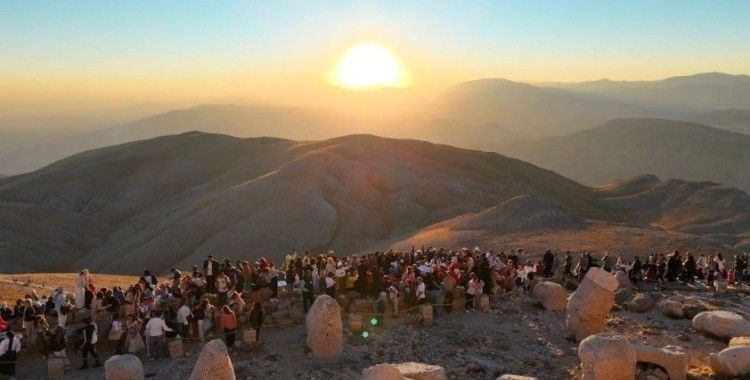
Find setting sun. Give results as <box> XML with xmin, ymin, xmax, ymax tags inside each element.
<box><xmin>329</xmin><ymin>42</ymin><xmax>412</xmax><ymax>90</ymax></box>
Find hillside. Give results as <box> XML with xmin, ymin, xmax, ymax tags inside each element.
<box><xmin>687</xmin><ymin>108</ymin><xmax>750</xmax><ymax>134</ymax></box>
<box><xmin>0</xmin><ymin>133</ymin><xmax>747</xmax><ymax>274</ymax></box>
<box><xmin>498</xmin><ymin>118</ymin><xmax>750</xmax><ymax>193</ymax></box>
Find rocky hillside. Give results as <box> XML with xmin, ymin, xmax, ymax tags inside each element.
<box><xmin>0</xmin><ymin>133</ymin><xmax>747</xmax><ymax>273</ymax></box>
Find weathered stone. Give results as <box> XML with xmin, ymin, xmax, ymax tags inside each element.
<box><xmin>729</xmin><ymin>336</ymin><xmax>750</xmax><ymax>347</ymax></box>
<box><xmin>420</xmin><ymin>305</ymin><xmax>433</xmax><ymax>325</ymax></box>
<box><xmin>715</xmin><ymin>280</ymin><xmax>728</xmax><ymax>293</ymax></box>
<box><xmin>47</xmin><ymin>357</ymin><xmax>66</xmax><ymax>380</ymax></box>
<box><xmin>497</xmin><ymin>376</ymin><xmax>537</xmax><ymax>380</ymax></box>
<box><xmin>362</xmin><ymin>363</ymin><xmax>406</xmax><ymax>380</ymax></box>
<box><xmin>533</xmin><ymin>281</ymin><xmax>568</xmax><ymax>311</ymax></box>
<box><xmin>625</xmin><ymin>293</ymin><xmax>655</xmax><ymax>313</ymax></box>
<box><xmin>242</xmin><ymin>328</ymin><xmax>257</xmax><ymax>344</ymax></box>
<box><xmin>709</xmin><ymin>345</ymin><xmax>750</xmax><ymax>377</ymax></box>
<box><xmin>306</xmin><ymin>294</ymin><xmax>343</xmax><ymax>359</ymax></box>
<box><xmin>474</xmin><ymin>294</ymin><xmax>490</xmax><ymax>312</ymax></box>
<box><xmin>451</xmin><ymin>297</ymin><xmax>465</xmax><ymax>312</ymax></box>
<box><xmin>189</xmin><ymin>339</ymin><xmax>235</xmax><ymax>380</ymax></box>
<box><xmin>104</xmin><ymin>354</ymin><xmax>145</xmax><ymax>380</ymax></box>
<box><xmin>634</xmin><ymin>343</ymin><xmax>687</xmax><ymax>380</ymax></box>
<box><xmin>578</xmin><ymin>334</ymin><xmax>636</xmax><ymax>380</ymax></box>
<box><xmin>566</xmin><ymin>268</ymin><xmax>617</xmax><ymax>340</ymax></box>
<box><xmin>349</xmin><ymin>313</ymin><xmax>363</xmax><ymax>333</ymax></box>
<box><xmin>168</xmin><ymin>338</ymin><xmax>184</xmax><ymax>358</ymax></box>
<box><xmin>614</xmin><ymin>271</ymin><xmax>630</xmax><ymax>289</ymax></box>
<box><xmin>392</xmin><ymin>362</ymin><xmax>446</xmax><ymax>380</ymax></box>
<box><xmin>656</xmin><ymin>299</ymin><xmax>684</xmax><ymax>319</ymax></box>
<box><xmin>614</xmin><ymin>288</ymin><xmax>633</xmax><ymax>305</ymax></box>
<box><xmin>692</xmin><ymin>311</ymin><xmax>750</xmax><ymax>339</ymax></box>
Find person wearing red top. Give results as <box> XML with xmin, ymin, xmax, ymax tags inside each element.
<box><xmin>220</xmin><ymin>305</ymin><xmax>238</xmax><ymax>348</ymax></box>
<box><xmin>535</xmin><ymin>261</ymin><xmax>545</xmax><ymax>276</ymax></box>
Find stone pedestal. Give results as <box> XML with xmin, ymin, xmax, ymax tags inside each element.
<box><xmin>169</xmin><ymin>338</ymin><xmax>184</xmax><ymax>358</ymax></box>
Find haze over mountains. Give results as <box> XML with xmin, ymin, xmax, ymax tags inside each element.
<box><xmin>0</xmin><ymin>133</ymin><xmax>747</xmax><ymax>274</ymax></box>
<box><xmin>499</xmin><ymin>118</ymin><xmax>750</xmax><ymax>193</ymax></box>
<box><xmin>2</xmin><ymin>72</ymin><xmax>750</xmax><ymax>177</ymax></box>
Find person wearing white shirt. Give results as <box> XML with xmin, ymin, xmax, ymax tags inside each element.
<box><xmin>415</xmin><ymin>277</ymin><xmax>426</xmax><ymax>304</ymax></box>
<box><xmin>144</xmin><ymin>311</ymin><xmax>172</xmax><ymax>359</ymax></box>
<box><xmin>0</xmin><ymin>331</ymin><xmax>21</xmax><ymax>377</ymax></box>
<box><xmin>176</xmin><ymin>302</ymin><xmax>192</xmax><ymax>338</ymax></box>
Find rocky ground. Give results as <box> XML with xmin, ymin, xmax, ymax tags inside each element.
<box><xmin>13</xmin><ymin>284</ymin><xmax>750</xmax><ymax>379</ymax></box>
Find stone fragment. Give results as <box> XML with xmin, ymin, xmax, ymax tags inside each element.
<box><xmin>305</xmin><ymin>294</ymin><xmax>343</xmax><ymax>359</ymax></box>
<box><xmin>692</xmin><ymin>311</ymin><xmax>750</xmax><ymax>339</ymax></box>
<box><xmin>168</xmin><ymin>338</ymin><xmax>184</xmax><ymax>358</ymax></box>
<box><xmin>104</xmin><ymin>354</ymin><xmax>145</xmax><ymax>380</ymax></box>
<box><xmin>189</xmin><ymin>339</ymin><xmax>235</xmax><ymax>380</ymax></box>
<box><xmin>578</xmin><ymin>334</ymin><xmax>636</xmax><ymax>380</ymax></box>
<box><xmin>362</xmin><ymin>363</ymin><xmax>406</xmax><ymax>380</ymax></box>
<box><xmin>625</xmin><ymin>293</ymin><xmax>655</xmax><ymax>313</ymax></box>
<box><xmin>533</xmin><ymin>281</ymin><xmax>568</xmax><ymax>311</ymax></box>
<box><xmin>566</xmin><ymin>268</ymin><xmax>617</xmax><ymax>340</ymax></box>
<box><xmin>47</xmin><ymin>357</ymin><xmax>66</xmax><ymax>380</ymax></box>
<box><xmin>634</xmin><ymin>343</ymin><xmax>687</xmax><ymax>380</ymax></box>
<box><xmin>392</xmin><ymin>362</ymin><xmax>446</xmax><ymax>380</ymax></box>
<box><xmin>729</xmin><ymin>336</ymin><xmax>750</xmax><ymax>347</ymax></box>
<box><xmin>709</xmin><ymin>345</ymin><xmax>750</xmax><ymax>377</ymax></box>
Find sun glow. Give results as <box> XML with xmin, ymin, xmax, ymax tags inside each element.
<box><xmin>329</xmin><ymin>42</ymin><xmax>412</xmax><ymax>90</ymax></box>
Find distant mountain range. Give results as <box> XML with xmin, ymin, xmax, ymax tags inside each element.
<box><xmin>3</xmin><ymin>72</ymin><xmax>750</xmax><ymax>176</ymax></box>
<box><xmin>1</xmin><ymin>133</ymin><xmax>747</xmax><ymax>273</ymax></box>
<box><xmin>497</xmin><ymin>118</ymin><xmax>750</xmax><ymax>193</ymax></box>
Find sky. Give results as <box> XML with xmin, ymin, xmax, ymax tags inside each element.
<box><xmin>2</xmin><ymin>0</ymin><xmax>750</xmax><ymax>124</ymax></box>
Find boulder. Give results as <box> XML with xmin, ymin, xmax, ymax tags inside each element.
<box><xmin>362</xmin><ymin>363</ymin><xmax>407</xmax><ymax>380</ymax></box>
<box><xmin>566</xmin><ymin>268</ymin><xmax>618</xmax><ymax>340</ymax></box>
<box><xmin>242</xmin><ymin>328</ymin><xmax>257</xmax><ymax>344</ymax></box>
<box><xmin>473</xmin><ymin>294</ymin><xmax>490</xmax><ymax>312</ymax></box>
<box><xmin>656</xmin><ymin>299</ymin><xmax>684</xmax><ymax>319</ymax></box>
<box><xmin>578</xmin><ymin>334</ymin><xmax>636</xmax><ymax>380</ymax></box>
<box><xmin>392</xmin><ymin>362</ymin><xmax>446</xmax><ymax>380</ymax></box>
<box><xmin>692</xmin><ymin>311</ymin><xmax>750</xmax><ymax>339</ymax></box>
<box><xmin>715</xmin><ymin>280</ymin><xmax>728</xmax><ymax>293</ymax></box>
<box><xmin>729</xmin><ymin>336</ymin><xmax>750</xmax><ymax>347</ymax></box>
<box><xmin>625</xmin><ymin>293</ymin><xmax>655</xmax><ymax>313</ymax></box>
<box><xmin>709</xmin><ymin>345</ymin><xmax>750</xmax><ymax>377</ymax></box>
<box><xmin>168</xmin><ymin>338</ymin><xmax>184</xmax><ymax>358</ymax></box>
<box><xmin>47</xmin><ymin>357</ymin><xmax>66</xmax><ymax>380</ymax></box>
<box><xmin>349</xmin><ymin>313</ymin><xmax>363</xmax><ymax>333</ymax></box>
<box><xmin>189</xmin><ymin>339</ymin><xmax>235</xmax><ymax>380</ymax></box>
<box><xmin>420</xmin><ymin>305</ymin><xmax>433</xmax><ymax>325</ymax></box>
<box><xmin>613</xmin><ymin>288</ymin><xmax>633</xmax><ymax>305</ymax></box>
<box><xmin>305</xmin><ymin>294</ymin><xmax>343</xmax><ymax>359</ymax></box>
<box><xmin>104</xmin><ymin>354</ymin><xmax>145</xmax><ymax>380</ymax></box>
<box><xmin>533</xmin><ymin>282</ymin><xmax>568</xmax><ymax>311</ymax></box>
<box><xmin>634</xmin><ymin>343</ymin><xmax>687</xmax><ymax>380</ymax></box>
<box><xmin>614</xmin><ymin>271</ymin><xmax>630</xmax><ymax>289</ymax></box>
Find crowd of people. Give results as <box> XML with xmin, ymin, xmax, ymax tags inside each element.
<box><xmin>0</xmin><ymin>247</ymin><xmax>747</xmax><ymax>378</ymax></box>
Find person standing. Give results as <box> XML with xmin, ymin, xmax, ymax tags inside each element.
<box><xmin>0</xmin><ymin>331</ymin><xmax>21</xmax><ymax>378</ymax></box>
<box><xmin>176</xmin><ymin>300</ymin><xmax>191</xmax><ymax>339</ymax></box>
<box><xmin>74</xmin><ymin>270</ymin><xmax>89</xmax><ymax>309</ymax></box>
<box><xmin>214</xmin><ymin>271</ymin><xmax>231</xmax><ymax>307</ymax></box>
<box><xmin>144</xmin><ymin>311</ymin><xmax>172</xmax><ymax>360</ymax></box>
<box><xmin>220</xmin><ymin>305</ymin><xmax>237</xmax><ymax>348</ymax></box>
<box><xmin>301</xmin><ymin>270</ymin><xmax>314</xmax><ymax>313</ymax></box>
<box><xmin>203</xmin><ymin>255</ymin><xmax>218</xmax><ymax>294</ymax></box>
<box><xmin>79</xmin><ymin>317</ymin><xmax>102</xmax><ymax>369</ymax></box>
<box><xmin>248</xmin><ymin>301</ymin><xmax>264</xmax><ymax>342</ymax></box>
